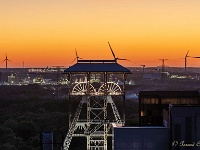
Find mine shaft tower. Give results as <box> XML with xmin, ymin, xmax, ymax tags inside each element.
<box><xmin>63</xmin><ymin>59</ymin><xmax>131</xmax><ymax>150</ymax></box>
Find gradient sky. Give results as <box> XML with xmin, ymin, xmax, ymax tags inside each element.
<box><xmin>0</xmin><ymin>0</ymin><xmax>200</xmax><ymax>68</ymax></box>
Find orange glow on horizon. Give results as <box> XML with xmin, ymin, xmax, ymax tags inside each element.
<box><xmin>1</xmin><ymin>0</ymin><xmax>200</xmax><ymax>68</ymax></box>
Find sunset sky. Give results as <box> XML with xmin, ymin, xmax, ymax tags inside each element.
<box><xmin>0</xmin><ymin>0</ymin><xmax>200</xmax><ymax>68</ymax></box>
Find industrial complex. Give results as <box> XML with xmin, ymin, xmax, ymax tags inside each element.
<box><xmin>59</xmin><ymin>46</ymin><xmax>200</xmax><ymax>150</ymax></box>
<box><xmin>0</xmin><ymin>47</ymin><xmax>200</xmax><ymax>150</ymax></box>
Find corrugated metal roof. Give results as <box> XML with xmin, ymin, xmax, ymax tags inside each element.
<box><xmin>64</xmin><ymin>62</ymin><xmax>131</xmax><ymax>73</ymax></box>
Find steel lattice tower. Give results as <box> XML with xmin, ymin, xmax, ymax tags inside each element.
<box><xmin>63</xmin><ymin>60</ymin><xmax>131</xmax><ymax>150</ymax></box>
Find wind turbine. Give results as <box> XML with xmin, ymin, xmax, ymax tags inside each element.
<box><xmin>2</xmin><ymin>54</ymin><xmax>11</xmax><ymax>69</ymax></box>
<box><xmin>184</xmin><ymin>50</ymin><xmax>189</xmax><ymax>73</ymax></box>
<box><xmin>71</xmin><ymin>49</ymin><xmax>82</xmax><ymax>64</ymax></box>
<box><xmin>108</xmin><ymin>42</ymin><xmax>129</xmax><ymax>62</ymax></box>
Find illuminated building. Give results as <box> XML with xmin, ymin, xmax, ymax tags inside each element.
<box><xmin>23</xmin><ymin>74</ymin><xmax>31</xmax><ymax>84</ymax></box>
<box><xmin>8</xmin><ymin>74</ymin><xmax>19</xmax><ymax>85</ymax></box>
<box><xmin>33</xmin><ymin>75</ymin><xmax>45</xmax><ymax>84</ymax></box>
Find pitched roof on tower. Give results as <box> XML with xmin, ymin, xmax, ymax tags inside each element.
<box><xmin>64</xmin><ymin>60</ymin><xmax>131</xmax><ymax>73</ymax></box>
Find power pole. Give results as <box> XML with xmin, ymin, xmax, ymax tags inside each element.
<box><xmin>159</xmin><ymin>59</ymin><xmax>168</xmax><ymax>90</ymax></box>
<box><xmin>140</xmin><ymin>65</ymin><xmax>145</xmax><ymax>78</ymax></box>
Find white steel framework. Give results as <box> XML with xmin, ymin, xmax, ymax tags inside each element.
<box><xmin>63</xmin><ymin>74</ymin><xmax>126</xmax><ymax>150</ymax></box>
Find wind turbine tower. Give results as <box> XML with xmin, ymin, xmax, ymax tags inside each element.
<box><xmin>185</xmin><ymin>50</ymin><xmax>189</xmax><ymax>73</ymax></box>
<box><xmin>2</xmin><ymin>54</ymin><xmax>11</xmax><ymax>69</ymax></box>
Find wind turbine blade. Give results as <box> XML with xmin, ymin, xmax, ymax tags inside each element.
<box><xmin>71</xmin><ymin>57</ymin><xmax>76</xmax><ymax>64</ymax></box>
<box><xmin>192</xmin><ymin>56</ymin><xmax>200</xmax><ymax>58</ymax></box>
<box><xmin>117</xmin><ymin>58</ymin><xmax>130</xmax><ymax>61</ymax></box>
<box><xmin>108</xmin><ymin>42</ymin><xmax>116</xmax><ymax>59</ymax></box>
<box><xmin>185</xmin><ymin>50</ymin><xmax>189</xmax><ymax>57</ymax></box>
<box><xmin>2</xmin><ymin>59</ymin><xmax>6</xmax><ymax>63</ymax></box>
<box><xmin>117</xmin><ymin>58</ymin><xmax>127</xmax><ymax>60</ymax></box>
<box><xmin>75</xmin><ymin>49</ymin><xmax>78</xmax><ymax>58</ymax></box>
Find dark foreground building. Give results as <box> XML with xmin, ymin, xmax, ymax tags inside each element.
<box><xmin>167</xmin><ymin>105</ymin><xmax>200</xmax><ymax>150</ymax></box>
<box><xmin>114</xmin><ymin>126</ymin><xmax>169</xmax><ymax>150</ymax></box>
<box><xmin>139</xmin><ymin>91</ymin><xmax>200</xmax><ymax>126</ymax></box>
<box><xmin>114</xmin><ymin>104</ymin><xmax>200</xmax><ymax>150</ymax></box>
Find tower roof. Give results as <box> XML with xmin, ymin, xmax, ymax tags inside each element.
<box><xmin>64</xmin><ymin>60</ymin><xmax>131</xmax><ymax>73</ymax></box>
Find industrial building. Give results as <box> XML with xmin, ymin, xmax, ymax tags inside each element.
<box><xmin>7</xmin><ymin>74</ymin><xmax>19</xmax><ymax>85</ymax></box>
<box><xmin>139</xmin><ymin>91</ymin><xmax>200</xmax><ymax>126</ymax></box>
<box><xmin>114</xmin><ymin>103</ymin><xmax>200</xmax><ymax>150</ymax></box>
